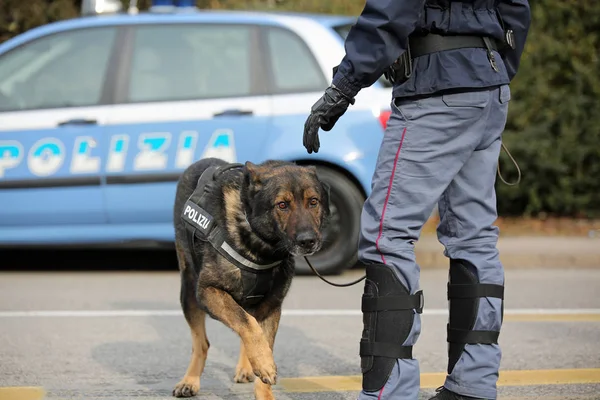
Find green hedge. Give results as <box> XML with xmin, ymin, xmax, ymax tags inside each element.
<box><xmin>1</xmin><ymin>1</ymin><xmax>599</xmax><ymax>218</ymax></box>
<box><xmin>495</xmin><ymin>0</ymin><xmax>600</xmax><ymax>218</ymax></box>
<box><xmin>0</xmin><ymin>0</ymin><xmax>79</xmax><ymax>43</ymax></box>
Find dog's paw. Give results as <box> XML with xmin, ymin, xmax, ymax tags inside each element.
<box><xmin>172</xmin><ymin>378</ymin><xmax>199</xmax><ymax>398</ymax></box>
<box><xmin>234</xmin><ymin>365</ymin><xmax>255</xmax><ymax>383</ymax></box>
<box><xmin>253</xmin><ymin>361</ymin><xmax>277</xmax><ymax>385</ymax></box>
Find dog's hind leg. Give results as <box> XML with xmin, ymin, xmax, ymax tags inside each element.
<box><xmin>173</xmin><ymin>310</ymin><xmax>208</xmax><ymax>398</ymax></box>
<box><xmin>234</xmin><ymin>341</ymin><xmax>255</xmax><ymax>383</ymax></box>
<box><xmin>253</xmin><ymin>307</ymin><xmax>282</xmax><ymax>400</ymax></box>
<box><xmin>199</xmin><ymin>286</ymin><xmax>277</xmax><ymax>386</ymax></box>
<box><xmin>173</xmin><ymin>254</ymin><xmax>210</xmax><ymax>398</ymax></box>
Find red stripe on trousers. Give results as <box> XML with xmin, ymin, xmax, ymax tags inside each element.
<box><xmin>375</xmin><ymin>127</ymin><xmax>407</xmax><ymax>265</ymax></box>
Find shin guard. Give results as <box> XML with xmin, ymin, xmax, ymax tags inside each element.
<box><xmin>447</xmin><ymin>259</ymin><xmax>504</xmax><ymax>374</ymax></box>
<box><xmin>360</xmin><ymin>263</ymin><xmax>424</xmax><ymax>392</ymax></box>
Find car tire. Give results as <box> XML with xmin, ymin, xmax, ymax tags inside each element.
<box><xmin>294</xmin><ymin>166</ymin><xmax>366</xmax><ymax>276</ymax></box>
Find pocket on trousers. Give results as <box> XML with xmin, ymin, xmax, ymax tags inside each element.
<box><xmin>442</xmin><ymin>90</ymin><xmax>490</xmax><ymax>108</ymax></box>
<box><xmin>392</xmin><ymin>97</ymin><xmax>421</xmax><ymax>121</ymax></box>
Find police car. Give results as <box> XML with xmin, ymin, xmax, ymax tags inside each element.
<box><xmin>0</xmin><ymin>0</ymin><xmax>392</xmax><ymax>275</ymax></box>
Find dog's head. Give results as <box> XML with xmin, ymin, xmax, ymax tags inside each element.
<box><xmin>241</xmin><ymin>161</ymin><xmax>331</xmax><ymax>257</ymax></box>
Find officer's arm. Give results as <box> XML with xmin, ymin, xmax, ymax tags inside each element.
<box><xmin>497</xmin><ymin>0</ymin><xmax>532</xmax><ymax>81</ymax></box>
<box><xmin>331</xmin><ymin>0</ymin><xmax>425</xmax><ymax>99</ymax></box>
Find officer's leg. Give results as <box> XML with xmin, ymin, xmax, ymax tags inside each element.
<box><xmin>357</xmin><ymin>89</ymin><xmax>494</xmax><ymax>400</ymax></box>
<box><xmin>435</xmin><ymin>85</ymin><xmax>510</xmax><ymax>399</ymax></box>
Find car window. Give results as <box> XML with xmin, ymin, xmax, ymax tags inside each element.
<box><xmin>332</xmin><ymin>23</ymin><xmax>392</xmax><ymax>88</ymax></box>
<box><xmin>127</xmin><ymin>24</ymin><xmax>255</xmax><ymax>102</ymax></box>
<box><xmin>265</xmin><ymin>27</ymin><xmax>327</xmax><ymax>93</ymax></box>
<box><xmin>0</xmin><ymin>27</ymin><xmax>117</xmax><ymax>112</ymax></box>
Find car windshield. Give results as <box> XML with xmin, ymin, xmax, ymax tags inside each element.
<box><xmin>331</xmin><ymin>23</ymin><xmax>393</xmax><ymax>88</ymax></box>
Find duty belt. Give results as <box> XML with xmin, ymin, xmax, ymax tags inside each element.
<box><xmin>181</xmin><ymin>163</ymin><xmax>282</xmax><ymax>306</ymax></box>
<box><xmin>384</xmin><ymin>31</ymin><xmax>516</xmax><ymax>84</ymax></box>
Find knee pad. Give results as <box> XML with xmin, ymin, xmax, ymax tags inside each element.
<box><xmin>360</xmin><ymin>263</ymin><xmax>424</xmax><ymax>392</ymax></box>
<box><xmin>447</xmin><ymin>259</ymin><xmax>504</xmax><ymax>374</ymax></box>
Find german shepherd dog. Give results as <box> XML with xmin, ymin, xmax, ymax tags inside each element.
<box><xmin>171</xmin><ymin>157</ymin><xmax>330</xmax><ymax>399</ymax></box>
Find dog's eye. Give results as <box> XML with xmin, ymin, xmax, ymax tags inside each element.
<box><xmin>277</xmin><ymin>202</ymin><xmax>288</xmax><ymax>210</ymax></box>
<box><xmin>309</xmin><ymin>198</ymin><xmax>319</xmax><ymax>207</ymax></box>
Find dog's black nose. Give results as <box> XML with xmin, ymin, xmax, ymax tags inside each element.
<box><xmin>296</xmin><ymin>231</ymin><xmax>317</xmax><ymax>250</ymax></box>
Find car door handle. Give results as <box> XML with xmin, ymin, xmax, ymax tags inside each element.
<box><xmin>213</xmin><ymin>109</ymin><xmax>254</xmax><ymax>117</ymax></box>
<box><xmin>57</xmin><ymin>118</ymin><xmax>98</xmax><ymax>126</ymax></box>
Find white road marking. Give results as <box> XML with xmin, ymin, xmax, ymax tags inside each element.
<box><xmin>0</xmin><ymin>308</ymin><xmax>599</xmax><ymax>318</ymax></box>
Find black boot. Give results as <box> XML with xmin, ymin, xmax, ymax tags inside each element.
<box><xmin>429</xmin><ymin>386</ymin><xmax>491</xmax><ymax>400</ymax></box>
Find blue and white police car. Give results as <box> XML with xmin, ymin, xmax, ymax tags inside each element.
<box><xmin>0</xmin><ymin>0</ymin><xmax>393</xmax><ymax>274</ymax></box>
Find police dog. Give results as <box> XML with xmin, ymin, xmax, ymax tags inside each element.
<box><xmin>171</xmin><ymin>157</ymin><xmax>330</xmax><ymax>399</ymax></box>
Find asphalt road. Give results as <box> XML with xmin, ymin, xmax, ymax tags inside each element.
<box><xmin>1</xmin><ymin>266</ymin><xmax>599</xmax><ymax>400</ymax></box>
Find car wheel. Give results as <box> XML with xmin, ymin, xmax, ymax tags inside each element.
<box><xmin>294</xmin><ymin>166</ymin><xmax>366</xmax><ymax>276</ymax></box>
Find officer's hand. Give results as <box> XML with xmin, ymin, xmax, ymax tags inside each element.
<box><xmin>303</xmin><ymin>85</ymin><xmax>355</xmax><ymax>154</ymax></box>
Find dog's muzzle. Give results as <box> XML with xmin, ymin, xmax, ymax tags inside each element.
<box><xmin>291</xmin><ymin>231</ymin><xmax>322</xmax><ymax>256</ymax></box>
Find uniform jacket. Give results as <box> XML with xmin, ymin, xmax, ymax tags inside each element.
<box><xmin>331</xmin><ymin>0</ymin><xmax>532</xmax><ymax>99</ymax></box>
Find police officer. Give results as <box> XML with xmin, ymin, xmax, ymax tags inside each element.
<box><xmin>303</xmin><ymin>1</ymin><xmax>531</xmax><ymax>399</ymax></box>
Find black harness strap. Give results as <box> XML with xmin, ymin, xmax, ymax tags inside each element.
<box><xmin>360</xmin><ymin>341</ymin><xmax>413</xmax><ymax>359</ymax></box>
<box><xmin>181</xmin><ymin>164</ymin><xmax>281</xmax><ymax>306</ymax></box>
<box><xmin>447</xmin><ymin>327</ymin><xmax>500</xmax><ymax>345</ymax></box>
<box><xmin>446</xmin><ymin>282</ymin><xmax>504</xmax><ymax>345</ymax></box>
<box><xmin>447</xmin><ymin>283</ymin><xmax>504</xmax><ymax>300</ymax></box>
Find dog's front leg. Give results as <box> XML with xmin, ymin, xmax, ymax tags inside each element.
<box><xmin>199</xmin><ymin>287</ymin><xmax>277</xmax><ymax>386</ymax></box>
<box><xmin>253</xmin><ymin>306</ymin><xmax>282</xmax><ymax>400</ymax></box>
<box><xmin>234</xmin><ymin>341</ymin><xmax>255</xmax><ymax>383</ymax></box>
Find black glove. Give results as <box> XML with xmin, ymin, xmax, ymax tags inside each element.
<box><xmin>303</xmin><ymin>85</ymin><xmax>355</xmax><ymax>154</ymax></box>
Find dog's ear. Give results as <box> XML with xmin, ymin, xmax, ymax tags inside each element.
<box><xmin>244</xmin><ymin>161</ymin><xmax>262</xmax><ymax>190</ymax></box>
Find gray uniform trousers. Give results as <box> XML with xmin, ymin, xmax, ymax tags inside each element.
<box><xmin>357</xmin><ymin>84</ymin><xmax>511</xmax><ymax>400</ymax></box>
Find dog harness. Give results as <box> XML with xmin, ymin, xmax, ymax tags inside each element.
<box><xmin>181</xmin><ymin>163</ymin><xmax>282</xmax><ymax>306</ymax></box>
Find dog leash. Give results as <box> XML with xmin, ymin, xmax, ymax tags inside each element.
<box><xmin>497</xmin><ymin>142</ymin><xmax>521</xmax><ymax>186</ymax></box>
<box><xmin>304</xmin><ymin>256</ymin><xmax>366</xmax><ymax>287</ymax></box>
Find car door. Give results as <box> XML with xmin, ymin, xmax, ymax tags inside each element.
<box><xmin>259</xmin><ymin>24</ymin><xmax>330</xmax><ymax>158</ymax></box>
<box><xmin>0</xmin><ymin>26</ymin><xmax>119</xmax><ymax>242</ymax></box>
<box><xmin>101</xmin><ymin>22</ymin><xmax>272</xmax><ymax>232</ymax></box>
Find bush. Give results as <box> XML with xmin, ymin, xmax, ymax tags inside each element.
<box><xmin>496</xmin><ymin>0</ymin><xmax>600</xmax><ymax>218</ymax></box>
<box><xmin>0</xmin><ymin>0</ymin><xmax>79</xmax><ymax>43</ymax></box>
<box><xmin>1</xmin><ymin>1</ymin><xmax>598</xmax><ymax>218</ymax></box>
